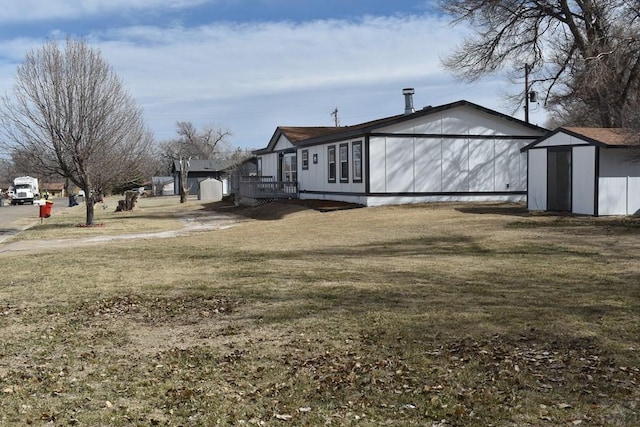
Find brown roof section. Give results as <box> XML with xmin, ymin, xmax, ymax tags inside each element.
<box><xmin>563</xmin><ymin>127</ymin><xmax>639</xmax><ymax>147</ymax></box>
<box><xmin>277</xmin><ymin>114</ymin><xmax>409</xmax><ymax>145</ymax></box>
<box><xmin>40</xmin><ymin>182</ymin><xmax>64</xmax><ymax>191</ymax></box>
<box><xmin>42</xmin><ymin>182</ymin><xmax>65</xmax><ymax>191</ymax></box>
<box><xmin>278</xmin><ymin>126</ymin><xmax>347</xmax><ymax>144</ymax></box>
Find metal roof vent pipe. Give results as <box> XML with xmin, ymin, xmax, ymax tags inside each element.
<box><xmin>403</xmin><ymin>88</ymin><xmax>415</xmax><ymax>115</ymax></box>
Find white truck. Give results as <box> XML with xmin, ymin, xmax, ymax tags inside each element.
<box><xmin>11</xmin><ymin>176</ymin><xmax>39</xmax><ymax>205</ymax></box>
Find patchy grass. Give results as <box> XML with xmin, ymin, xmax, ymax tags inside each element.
<box><xmin>0</xmin><ymin>201</ymin><xmax>639</xmax><ymax>426</ymax></box>
<box><xmin>5</xmin><ymin>196</ymin><xmax>209</xmax><ymax>241</ymax></box>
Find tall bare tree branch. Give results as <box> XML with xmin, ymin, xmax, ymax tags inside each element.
<box><xmin>0</xmin><ymin>38</ymin><xmax>153</xmax><ymax>225</ymax></box>
<box><xmin>440</xmin><ymin>0</ymin><xmax>640</xmax><ymax>128</ymax></box>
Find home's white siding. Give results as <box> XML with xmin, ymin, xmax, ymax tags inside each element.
<box><xmin>387</xmin><ymin>137</ymin><xmax>415</xmax><ymax>192</ymax></box>
<box><xmin>468</xmin><ymin>139</ymin><xmax>494</xmax><ymax>192</ymax></box>
<box><xmin>598</xmin><ymin>149</ymin><xmax>640</xmax><ymax>215</ymax></box>
<box><xmin>378</xmin><ymin>106</ymin><xmax>538</xmax><ymax>137</ymax></box>
<box><xmin>415</xmin><ymin>139</ymin><xmax>442</xmax><ymax>192</ymax></box>
<box><xmin>369</xmin><ymin>136</ymin><xmax>528</xmax><ymax>196</ymax></box>
<box><xmin>256</xmin><ymin>135</ymin><xmax>294</xmax><ymax>179</ymax></box>
<box><xmin>527</xmin><ymin>149</ymin><xmax>547</xmax><ymax>211</ymax></box>
<box><xmin>572</xmin><ymin>146</ymin><xmax>596</xmax><ymax>215</ymax></box>
<box><xmin>495</xmin><ymin>140</ymin><xmax>527</xmax><ymax>191</ymax></box>
<box><xmin>274</xmin><ymin>135</ymin><xmax>294</xmax><ymax>151</ymax></box>
<box><xmin>260</xmin><ymin>152</ymin><xmax>279</xmax><ymax>179</ymax></box>
<box><xmin>298</xmin><ymin>140</ymin><xmax>366</xmax><ymax>196</ymax></box>
<box><xmin>533</xmin><ymin>132</ymin><xmax>590</xmax><ymax>148</ymax></box>
<box><xmin>369</xmin><ymin>139</ymin><xmax>386</xmax><ymax>192</ymax></box>
<box><xmin>365</xmin><ymin>194</ymin><xmax>522</xmax><ymax>207</ymax></box>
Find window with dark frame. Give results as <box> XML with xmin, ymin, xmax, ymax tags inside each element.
<box><xmin>352</xmin><ymin>141</ymin><xmax>362</xmax><ymax>183</ymax></box>
<box><xmin>301</xmin><ymin>150</ymin><xmax>309</xmax><ymax>170</ymax></box>
<box><xmin>339</xmin><ymin>143</ymin><xmax>349</xmax><ymax>183</ymax></box>
<box><xmin>328</xmin><ymin>145</ymin><xmax>336</xmax><ymax>183</ymax></box>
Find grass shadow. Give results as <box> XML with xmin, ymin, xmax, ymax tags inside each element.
<box><xmin>455</xmin><ymin>204</ymin><xmax>530</xmax><ymax>217</ymax></box>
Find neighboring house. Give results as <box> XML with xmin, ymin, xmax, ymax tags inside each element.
<box><xmin>152</xmin><ymin>176</ymin><xmax>175</xmax><ymax>196</ymax></box>
<box><xmin>522</xmin><ymin>127</ymin><xmax>640</xmax><ymax>216</ymax></box>
<box><xmin>172</xmin><ymin>159</ymin><xmax>230</xmax><ymax>196</ymax></box>
<box><xmin>248</xmin><ymin>92</ymin><xmax>547</xmax><ymax>207</ymax></box>
<box><xmin>41</xmin><ymin>182</ymin><xmax>66</xmax><ymax>198</ymax></box>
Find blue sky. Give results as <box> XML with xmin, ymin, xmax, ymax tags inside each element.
<box><xmin>0</xmin><ymin>0</ymin><xmax>547</xmax><ymax>151</ymax></box>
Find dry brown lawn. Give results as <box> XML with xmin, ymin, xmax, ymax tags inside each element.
<box><xmin>0</xmin><ymin>197</ymin><xmax>638</xmax><ymax>426</ymax></box>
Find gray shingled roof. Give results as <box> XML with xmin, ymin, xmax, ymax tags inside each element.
<box><xmin>172</xmin><ymin>159</ymin><xmax>230</xmax><ymax>172</ymax></box>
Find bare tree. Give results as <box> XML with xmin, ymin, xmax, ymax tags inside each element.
<box><xmin>0</xmin><ymin>38</ymin><xmax>153</xmax><ymax>225</ymax></box>
<box><xmin>161</xmin><ymin>121</ymin><xmax>231</xmax><ymax>203</ymax></box>
<box><xmin>440</xmin><ymin>0</ymin><xmax>640</xmax><ymax>128</ymax></box>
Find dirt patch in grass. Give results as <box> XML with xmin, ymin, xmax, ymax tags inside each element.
<box><xmin>75</xmin><ymin>293</ymin><xmax>244</xmax><ymax>325</ymax></box>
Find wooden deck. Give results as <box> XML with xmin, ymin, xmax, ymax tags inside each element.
<box><xmin>238</xmin><ymin>177</ymin><xmax>298</xmax><ymax>201</ymax></box>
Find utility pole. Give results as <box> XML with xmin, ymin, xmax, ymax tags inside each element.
<box><xmin>331</xmin><ymin>107</ymin><xmax>339</xmax><ymax>127</ymax></box>
<box><xmin>524</xmin><ymin>63</ymin><xmax>531</xmax><ymax>123</ymax></box>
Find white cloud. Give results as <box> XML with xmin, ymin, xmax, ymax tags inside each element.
<box><xmin>96</xmin><ymin>14</ymin><xmax>455</xmax><ymax>99</ymax></box>
<box><xmin>0</xmin><ymin>0</ymin><xmax>209</xmax><ymax>23</ymax></box>
<box><xmin>0</xmin><ymin>12</ymin><xmax>548</xmax><ymax>149</ymax></box>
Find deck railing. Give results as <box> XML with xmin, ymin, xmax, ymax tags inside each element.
<box><xmin>238</xmin><ymin>176</ymin><xmax>299</xmax><ymax>200</ymax></box>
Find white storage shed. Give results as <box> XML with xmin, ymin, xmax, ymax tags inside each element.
<box><xmin>522</xmin><ymin>127</ymin><xmax>640</xmax><ymax>216</ymax></box>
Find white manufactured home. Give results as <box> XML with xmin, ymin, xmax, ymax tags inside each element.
<box><xmin>248</xmin><ymin>92</ymin><xmax>547</xmax><ymax>207</ymax></box>
<box><xmin>523</xmin><ymin>127</ymin><xmax>640</xmax><ymax>216</ymax></box>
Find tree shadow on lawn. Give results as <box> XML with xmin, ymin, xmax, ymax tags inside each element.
<box><xmin>455</xmin><ymin>204</ymin><xmax>531</xmax><ymax>217</ymax></box>
<box><xmin>201</xmin><ymin>199</ymin><xmax>363</xmax><ymax>221</ymax></box>
<box><xmin>236</xmin><ymin>234</ymin><xmax>604</xmax><ymax>260</ymax></box>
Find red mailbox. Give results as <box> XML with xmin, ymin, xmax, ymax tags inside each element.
<box><xmin>39</xmin><ymin>200</ymin><xmax>53</xmax><ymax>221</ymax></box>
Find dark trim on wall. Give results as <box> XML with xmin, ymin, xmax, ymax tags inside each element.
<box><xmin>364</xmin><ymin>135</ymin><xmax>371</xmax><ymax>194</ymax></box>
<box><xmin>300</xmin><ymin>190</ymin><xmax>367</xmax><ymax>197</ymax></box>
<box><xmin>525</xmin><ymin>150</ymin><xmax>530</xmax><ymax>209</ymax></box>
<box><xmin>369</xmin><ymin>133</ymin><xmax>535</xmax><ymax>140</ymax></box>
<box><xmin>526</xmin><ymin>144</ymin><xmax>586</xmax><ymax>151</ymax></box>
<box><xmin>266</xmin><ymin>147</ymin><xmax>297</xmax><ymax>155</ymax></box>
<box><xmin>594</xmin><ymin>146</ymin><xmax>600</xmax><ymax>217</ymax></box>
<box><xmin>366</xmin><ymin>191</ymin><xmax>527</xmax><ymax>197</ymax></box>
<box><xmin>299</xmin><ymin>190</ymin><xmax>526</xmax><ymax>197</ymax></box>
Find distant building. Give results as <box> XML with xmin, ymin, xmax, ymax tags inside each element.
<box><xmin>171</xmin><ymin>159</ymin><xmax>230</xmax><ymax>196</ymax></box>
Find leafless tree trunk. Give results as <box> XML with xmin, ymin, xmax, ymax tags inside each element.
<box><xmin>440</xmin><ymin>0</ymin><xmax>640</xmax><ymax>128</ymax></box>
<box><xmin>0</xmin><ymin>38</ymin><xmax>153</xmax><ymax>225</ymax></box>
<box><xmin>179</xmin><ymin>156</ymin><xmax>191</xmax><ymax>203</ymax></box>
